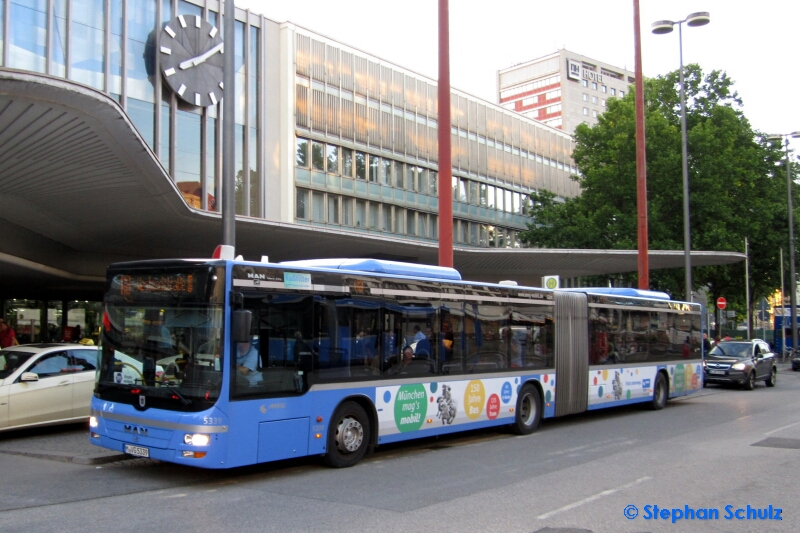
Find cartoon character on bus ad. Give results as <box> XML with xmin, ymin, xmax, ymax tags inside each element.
<box><xmin>612</xmin><ymin>370</ymin><xmax>622</xmax><ymax>401</ymax></box>
<box><xmin>437</xmin><ymin>384</ymin><xmax>457</xmax><ymax>425</ymax></box>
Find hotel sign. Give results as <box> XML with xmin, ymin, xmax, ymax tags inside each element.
<box><xmin>567</xmin><ymin>59</ymin><xmax>604</xmax><ymax>83</ymax></box>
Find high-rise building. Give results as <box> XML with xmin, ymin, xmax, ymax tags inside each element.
<box><xmin>497</xmin><ymin>50</ymin><xmax>636</xmax><ymax>133</ymax></box>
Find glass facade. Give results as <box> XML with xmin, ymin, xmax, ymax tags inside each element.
<box><xmin>293</xmin><ymin>31</ymin><xmax>577</xmax><ymax>248</ymax></box>
<box><xmin>71</xmin><ymin>0</ymin><xmax>105</xmax><ymax>89</ymax></box>
<box><xmin>1</xmin><ymin>0</ymin><xmax>264</xmax><ymax>216</ymax></box>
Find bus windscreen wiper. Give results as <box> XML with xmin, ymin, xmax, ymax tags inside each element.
<box><xmin>164</xmin><ymin>383</ymin><xmax>192</xmax><ymax>405</ymax></box>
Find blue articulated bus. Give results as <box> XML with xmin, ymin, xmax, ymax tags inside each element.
<box><xmin>89</xmin><ymin>255</ymin><xmax>703</xmax><ymax>469</ymax></box>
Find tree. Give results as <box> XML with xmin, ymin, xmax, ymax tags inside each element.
<box><xmin>518</xmin><ymin>65</ymin><xmax>792</xmax><ymax>330</ymax></box>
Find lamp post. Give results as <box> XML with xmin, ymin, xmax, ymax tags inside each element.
<box><xmin>769</xmin><ymin>132</ymin><xmax>800</xmax><ymax>356</ymax></box>
<box><xmin>652</xmin><ymin>11</ymin><xmax>710</xmax><ymax>302</ymax></box>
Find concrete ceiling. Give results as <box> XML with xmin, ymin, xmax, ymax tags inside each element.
<box><xmin>0</xmin><ymin>70</ymin><xmax>745</xmax><ymax>300</ymax></box>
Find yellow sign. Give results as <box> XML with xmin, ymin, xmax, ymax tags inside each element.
<box><xmin>543</xmin><ymin>275</ymin><xmax>559</xmax><ymax>290</ymax></box>
<box><xmin>464</xmin><ymin>380</ymin><xmax>485</xmax><ymax>420</ymax></box>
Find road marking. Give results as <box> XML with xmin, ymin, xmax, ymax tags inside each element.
<box><xmin>537</xmin><ymin>476</ymin><xmax>652</xmax><ymax>520</ymax></box>
<box><xmin>765</xmin><ymin>421</ymin><xmax>800</xmax><ymax>435</ymax></box>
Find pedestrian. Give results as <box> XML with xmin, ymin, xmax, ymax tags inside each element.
<box><xmin>0</xmin><ymin>319</ymin><xmax>18</xmax><ymax>348</ymax></box>
<box><xmin>702</xmin><ymin>333</ymin><xmax>711</xmax><ymax>353</ymax></box>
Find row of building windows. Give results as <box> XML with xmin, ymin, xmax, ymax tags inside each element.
<box><xmin>297</xmin><ymin>77</ymin><xmax>576</xmax><ymax>188</ymax></box>
<box><xmin>449</xmin><ymin>128</ymin><xmax>577</xmax><ymax>175</ymax></box>
<box><xmin>296</xmin><ymin>138</ymin><xmax>438</xmax><ymax>194</ymax></box>
<box><xmin>499</xmin><ymin>75</ymin><xmax>561</xmax><ymax>100</ymax></box>
<box><xmin>297</xmin><ymin>34</ymin><xmax>439</xmax><ymax>114</ymax></box>
<box><xmin>295</xmin><ymin>36</ymin><xmax>577</xmax><ymax>197</ymax></box>
<box><xmin>295</xmin><ymin>188</ymin><xmax>520</xmax><ymax>248</ymax></box>
<box><xmin>582</xmin><ymin>94</ymin><xmax>607</xmax><ymax>107</ymax></box>
<box><xmin>520</xmin><ymin>89</ymin><xmax>561</xmax><ymax>106</ymax></box>
<box><xmin>581</xmin><ymin>79</ymin><xmax>624</xmax><ymax>97</ymax></box>
<box><xmin>296</xmin><ymin>138</ymin><xmax>537</xmax><ymax>216</ymax></box>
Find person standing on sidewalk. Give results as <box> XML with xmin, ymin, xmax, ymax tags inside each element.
<box><xmin>0</xmin><ymin>319</ymin><xmax>18</xmax><ymax>348</ymax></box>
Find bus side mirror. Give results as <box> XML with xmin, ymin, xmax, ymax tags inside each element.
<box><xmin>231</xmin><ymin>310</ymin><xmax>252</xmax><ymax>343</ymax></box>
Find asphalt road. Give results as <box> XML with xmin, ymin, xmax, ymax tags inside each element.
<box><xmin>1</xmin><ymin>366</ymin><xmax>798</xmax><ymax>533</ymax></box>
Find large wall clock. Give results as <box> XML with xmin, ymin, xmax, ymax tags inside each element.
<box><xmin>160</xmin><ymin>14</ymin><xmax>224</xmax><ymax>107</ymax></box>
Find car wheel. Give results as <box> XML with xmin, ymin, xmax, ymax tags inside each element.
<box><xmin>765</xmin><ymin>367</ymin><xmax>777</xmax><ymax>387</ymax></box>
<box><xmin>324</xmin><ymin>401</ymin><xmax>370</xmax><ymax>468</ymax></box>
<box><xmin>744</xmin><ymin>371</ymin><xmax>756</xmax><ymax>391</ymax></box>
<box><xmin>649</xmin><ymin>373</ymin><xmax>667</xmax><ymax>410</ymax></box>
<box><xmin>511</xmin><ymin>383</ymin><xmax>542</xmax><ymax>435</ymax></box>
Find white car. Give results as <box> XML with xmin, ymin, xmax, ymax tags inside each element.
<box><xmin>0</xmin><ymin>343</ymin><xmax>100</xmax><ymax>432</ymax></box>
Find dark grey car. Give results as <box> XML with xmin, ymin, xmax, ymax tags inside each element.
<box><xmin>703</xmin><ymin>340</ymin><xmax>777</xmax><ymax>390</ymax></box>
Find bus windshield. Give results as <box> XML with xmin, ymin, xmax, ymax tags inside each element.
<box><xmin>96</xmin><ymin>265</ymin><xmax>225</xmax><ymax>412</ymax></box>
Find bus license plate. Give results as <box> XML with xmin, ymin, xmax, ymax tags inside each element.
<box><xmin>125</xmin><ymin>444</ymin><xmax>150</xmax><ymax>458</ymax></box>
<box><xmin>709</xmin><ymin>370</ymin><xmax>725</xmax><ymax>375</ymax></box>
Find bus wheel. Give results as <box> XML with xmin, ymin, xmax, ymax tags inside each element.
<box><xmin>649</xmin><ymin>373</ymin><xmax>667</xmax><ymax>410</ymax></box>
<box><xmin>324</xmin><ymin>401</ymin><xmax>370</xmax><ymax>468</ymax></box>
<box><xmin>511</xmin><ymin>384</ymin><xmax>542</xmax><ymax>435</ymax></box>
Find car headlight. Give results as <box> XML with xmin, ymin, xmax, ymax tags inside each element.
<box><xmin>184</xmin><ymin>433</ymin><xmax>210</xmax><ymax>446</ymax></box>
<box><xmin>731</xmin><ymin>363</ymin><xmax>746</xmax><ymax>371</ymax></box>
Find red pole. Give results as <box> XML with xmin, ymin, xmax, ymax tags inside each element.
<box><xmin>437</xmin><ymin>0</ymin><xmax>453</xmax><ymax>267</ymax></box>
<box><xmin>633</xmin><ymin>0</ymin><xmax>649</xmax><ymax>288</ymax></box>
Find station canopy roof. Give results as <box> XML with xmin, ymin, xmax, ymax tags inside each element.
<box><xmin>0</xmin><ymin>71</ymin><xmax>745</xmax><ymax>300</ymax></box>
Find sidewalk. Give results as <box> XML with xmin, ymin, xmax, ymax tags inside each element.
<box><xmin>0</xmin><ymin>425</ymin><xmax>127</xmax><ymax>465</ymax></box>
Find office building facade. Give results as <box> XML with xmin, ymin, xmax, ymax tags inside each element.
<box><xmin>498</xmin><ymin>49</ymin><xmax>636</xmax><ymax>133</ymax></box>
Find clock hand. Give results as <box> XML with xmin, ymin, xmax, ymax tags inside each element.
<box><xmin>179</xmin><ymin>42</ymin><xmax>224</xmax><ymax>70</ymax></box>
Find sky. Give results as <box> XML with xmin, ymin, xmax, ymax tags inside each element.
<box><xmin>236</xmin><ymin>0</ymin><xmax>799</xmax><ymax>153</ymax></box>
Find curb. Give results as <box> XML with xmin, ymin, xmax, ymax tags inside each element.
<box><xmin>0</xmin><ymin>448</ymin><xmax>127</xmax><ymax>465</ymax></box>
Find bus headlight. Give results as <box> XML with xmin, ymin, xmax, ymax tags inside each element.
<box><xmin>184</xmin><ymin>433</ymin><xmax>210</xmax><ymax>446</ymax></box>
<box><xmin>89</xmin><ymin>416</ymin><xmax>98</xmax><ymax>428</ymax></box>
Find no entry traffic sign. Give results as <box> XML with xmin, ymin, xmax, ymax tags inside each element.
<box><xmin>717</xmin><ymin>297</ymin><xmax>727</xmax><ymax>310</ymax></box>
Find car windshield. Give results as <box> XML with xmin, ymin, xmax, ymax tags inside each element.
<box><xmin>97</xmin><ymin>304</ymin><xmax>224</xmax><ymax>410</ymax></box>
<box><xmin>708</xmin><ymin>342</ymin><xmax>751</xmax><ymax>359</ymax></box>
<box><xmin>0</xmin><ymin>350</ymin><xmax>36</xmax><ymax>379</ymax></box>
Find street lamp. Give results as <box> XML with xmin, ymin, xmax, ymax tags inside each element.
<box><xmin>652</xmin><ymin>12</ymin><xmax>710</xmax><ymax>302</ymax></box>
<box><xmin>768</xmin><ymin>132</ymin><xmax>800</xmax><ymax>356</ymax></box>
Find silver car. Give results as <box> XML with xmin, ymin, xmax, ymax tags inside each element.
<box><xmin>0</xmin><ymin>343</ymin><xmax>99</xmax><ymax>432</ymax></box>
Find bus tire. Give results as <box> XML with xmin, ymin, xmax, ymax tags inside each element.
<box><xmin>649</xmin><ymin>373</ymin><xmax>667</xmax><ymax>411</ymax></box>
<box><xmin>511</xmin><ymin>384</ymin><xmax>542</xmax><ymax>435</ymax></box>
<box><xmin>324</xmin><ymin>401</ymin><xmax>370</xmax><ymax>468</ymax></box>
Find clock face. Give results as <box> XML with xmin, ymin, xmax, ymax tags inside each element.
<box><xmin>160</xmin><ymin>15</ymin><xmax>224</xmax><ymax>107</ymax></box>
